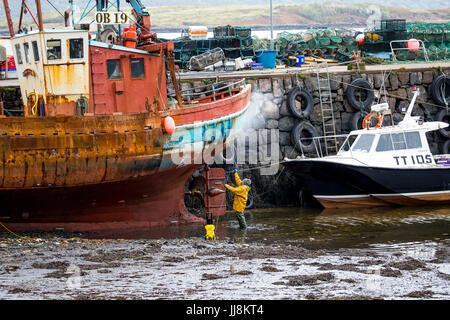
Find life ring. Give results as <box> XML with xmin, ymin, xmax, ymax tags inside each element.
<box><xmin>287</xmin><ymin>86</ymin><xmax>314</xmax><ymax>119</ymax></box>
<box><xmin>350</xmin><ymin>111</ymin><xmax>369</xmax><ymax>131</ymax></box>
<box><xmin>362</xmin><ymin>113</ymin><xmax>384</xmax><ymax>129</ymax></box>
<box><xmin>345</xmin><ymin>78</ymin><xmax>375</xmax><ymax>111</ymax></box>
<box><xmin>435</xmin><ymin>109</ymin><xmax>450</xmax><ymax>138</ymax></box>
<box><xmin>291</xmin><ymin>121</ymin><xmax>319</xmax><ymax>153</ymax></box>
<box><xmin>430</xmin><ymin>74</ymin><xmax>450</xmax><ymax>106</ymax></box>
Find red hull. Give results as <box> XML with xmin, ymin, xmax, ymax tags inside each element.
<box><xmin>1</xmin><ymin>164</ymin><xmax>203</xmax><ymax>233</ymax></box>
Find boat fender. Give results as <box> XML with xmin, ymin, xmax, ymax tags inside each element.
<box><xmin>435</xmin><ymin>109</ymin><xmax>450</xmax><ymax>138</ymax></box>
<box><xmin>440</xmin><ymin>139</ymin><xmax>450</xmax><ymax>154</ymax></box>
<box><xmin>287</xmin><ymin>86</ymin><xmax>314</xmax><ymax>119</ymax></box>
<box><xmin>163</xmin><ymin>116</ymin><xmax>176</xmax><ymax>134</ymax></box>
<box><xmin>429</xmin><ymin>74</ymin><xmax>450</xmax><ymax>106</ymax></box>
<box><xmin>290</xmin><ymin>121</ymin><xmax>319</xmax><ymax>154</ymax></box>
<box><xmin>350</xmin><ymin>111</ymin><xmax>369</xmax><ymax>131</ymax></box>
<box><xmin>362</xmin><ymin>113</ymin><xmax>383</xmax><ymax>129</ymax></box>
<box><xmin>345</xmin><ymin>78</ymin><xmax>375</xmax><ymax>111</ymax></box>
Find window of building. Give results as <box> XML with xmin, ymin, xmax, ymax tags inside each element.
<box><xmin>352</xmin><ymin>134</ymin><xmax>375</xmax><ymax>152</ymax></box>
<box><xmin>405</xmin><ymin>131</ymin><xmax>422</xmax><ymax>149</ymax></box>
<box><xmin>15</xmin><ymin>44</ymin><xmax>23</xmax><ymax>64</ymax></box>
<box><xmin>47</xmin><ymin>39</ymin><xmax>61</xmax><ymax>60</ymax></box>
<box><xmin>69</xmin><ymin>38</ymin><xmax>84</xmax><ymax>59</ymax></box>
<box><xmin>376</xmin><ymin>134</ymin><xmax>394</xmax><ymax>152</ymax></box>
<box><xmin>130</xmin><ymin>58</ymin><xmax>145</xmax><ymax>79</ymax></box>
<box><xmin>32</xmin><ymin>41</ymin><xmax>39</xmax><ymax>61</ymax></box>
<box><xmin>107</xmin><ymin>59</ymin><xmax>122</xmax><ymax>79</ymax></box>
<box><xmin>23</xmin><ymin>42</ymin><xmax>30</xmax><ymax>63</ymax></box>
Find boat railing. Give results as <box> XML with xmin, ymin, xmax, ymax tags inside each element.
<box><xmin>294</xmin><ymin>134</ymin><xmax>349</xmax><ymax>159</ymax></box>
<box><xmin>171</xmin><ymin>79</ymin><xmax>247</xmax><ymax>103</ymax></box>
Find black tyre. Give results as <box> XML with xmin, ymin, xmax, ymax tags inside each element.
<box><xmin>350</xmin><ymin>111</ymin><xmax>369</xmax><ymax>131</ymax></box>
<box><xmin>346</xmin><ymin>78</ymin><xmax>375</xmax><ymax>110</ymax></box>
<box><xmin>430</xmin><ymin>74</ymin><xmax>450</xmax><ymax>106</ymax></box>
<box><xmin>440</xmin><ymin>139</ymin><xmax>450</xmax><ymax>154</ymax></box>
<box><xmin>245</xmin><ymin>190</ymin><xmax>254</xmax><ymax>209</ymax></box>
<box><xmin>291</xmin><ymin>121</ymin><xmax>319</xmax><ymax>153</ymax></box>
<box><xmin>436</xmin><ymin>109</ymin><xmax>450</xmax><ymax>138</ymax></box>
<box><xmin>287</xmin><ymin>86</ymin><xmax>314</xmax><ymax>119</ymax></box>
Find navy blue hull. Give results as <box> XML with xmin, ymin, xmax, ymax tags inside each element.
<box><xmin>286</xmin><ymin>160</ymin><xmax>450</xmax><ymax>208</ymax></box>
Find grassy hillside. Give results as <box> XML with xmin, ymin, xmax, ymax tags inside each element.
<box><xmin>1</xmin><ymin>2</ymin><xmax>448</xmax><ymax>33</ymax></box>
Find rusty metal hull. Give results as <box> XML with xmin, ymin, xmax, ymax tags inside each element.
<box><xmin>0</xmin><ymin>84</ymin><xmax>251</xmax><ymax>233</ymax></box>
<box><xmin>0</xmin><ymin>163</ymin><xmax>203</xmax><ymax>233</ymax></box>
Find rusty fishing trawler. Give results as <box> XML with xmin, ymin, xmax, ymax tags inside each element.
<box><xmin>0</xmin><ymin>0</ymin><xmax>251</xmax><ymax>232</ymax></box>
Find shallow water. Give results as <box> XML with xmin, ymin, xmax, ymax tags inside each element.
<box><xmin>91</xmin><ymin>206</ymin><xmax>450</xmax><ymax>250</ymax></box>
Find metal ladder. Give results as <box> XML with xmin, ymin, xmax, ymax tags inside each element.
<box><xmin>315</xmin><ymin>62</ymin><xmax>338</xmax><ymax>155</ymax></box>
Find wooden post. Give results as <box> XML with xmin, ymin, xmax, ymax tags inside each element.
<box><xmin>0</xmin><ymin>101</ymin><xmax>4</xmax><ymax>116</ymax></box>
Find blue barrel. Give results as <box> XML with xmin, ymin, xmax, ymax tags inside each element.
<box><xmin>255</xmin><ymin>50</ymin><xmax>277</xmax><ymax>69</ymax></box>
<box><xmin>296</xmin><ymin>55</ymin><xmax>305</xmax><ymax>66</ymax></box>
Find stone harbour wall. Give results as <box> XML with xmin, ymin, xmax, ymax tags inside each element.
<box><xmin>180</xmin><ymin>66</ymin><xmax>450</xmax><ymax>207</ymax></box>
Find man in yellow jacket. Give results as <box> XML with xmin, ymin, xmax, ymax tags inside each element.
<box><xmin>225</xmin><ymin>169</ymin><xmax>251</xmax><ymax>229</ymax></box>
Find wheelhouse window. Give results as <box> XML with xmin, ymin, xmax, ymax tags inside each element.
<box><xmin>32</xmin><ymin>41</ymin><xmax>39</xmax><ymax>61</ymax></box>
<box><xmin>107</xmin><ymin>59</ymin><xmax>122</xmax><ymax>79</ymax></box>
<box><xmin>405</xmin><ymin>131</ymin><xmax>422</xmax><ymax>149</ymax></box>
<box><xmin>376</xmin><ymin>134</ymin><xmax>393</xmax><ymax>152</ymax></box>
<box><xmin>69</xmin><ymin>38</ymin><xmax>84</xmax><ymax>59</ymax></box>
<box><xmin>376</xmin><ymin>131</ymin><xmax>422</xmax><ymax>152</ymax></box>
<box><xmin>391</xmin><ymin>133</ymin><xmax>407</xmax><ymax>150</ymax></box>
<box><xmin>130</xmin><ymin>58</ymin><xmax>145</xmax><ymax>78</ymax></box>
<box><xmin>340</xmin><ymin>135</ymin><xmax>358</xmax><ymax>152</ymax></box>
<box><xmin>47</xmin><ymin>39</ymin><xmax>61</xmax><ymax>60</ymax></box>
<box><xmin>14</xmin><ymin>44</ymin><xmax>23</xmax><ymax>64</ymax></box>
<box><xmin>23</xmin><ymin>42</ymin><xmax>30</xmax><ymax>63</ymax></box>
<box><xmin>352</xmin><ymin>134</ymin><xmax>375</xmax><ymax>152</ymax></box>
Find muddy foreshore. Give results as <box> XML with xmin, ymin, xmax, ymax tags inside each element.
<box><xmin>0</xmin><ymin>234</ymin><xmax>448</xmax><ymax>300</ymax></box>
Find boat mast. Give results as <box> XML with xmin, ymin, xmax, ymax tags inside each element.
<box><xmin>35</xmin><ymin>0</ymin><xmax>44</xmax><ymax>31</ymax></box>
<box><xmin>2</xmin><ymin>0</ymin><xmax>15</xmax><ymax>37</ymax></box>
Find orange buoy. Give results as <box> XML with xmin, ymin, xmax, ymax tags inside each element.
<box><xmin>163</xmin><ymin>116</ymin><xmax>176</xmax><ymax>134</ymax></box>
<box><xmin>356</xmin><ymin>33</ymin><xmax>365</xmax><ymax>45</ymax></box>
<box><xmin>407</xmin><ymin>39</ymin><xmax>420</xmax><ymax>52</ymax></box>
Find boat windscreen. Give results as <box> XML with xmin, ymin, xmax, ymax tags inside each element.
<box><xmin>352</xmin><ymin>134</ymin><xmax>375</xmax><ymax>152</ymax></box>
<box><xmin>340</xmin><ymin>134</ymin><xmax>358</xmax><ymax>152</ymax></box>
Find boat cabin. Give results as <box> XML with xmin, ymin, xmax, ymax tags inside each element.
<box><xmin>10</xmin><ymin>28</ymin><xmax>168</xmax><ymax>117</ymax></box>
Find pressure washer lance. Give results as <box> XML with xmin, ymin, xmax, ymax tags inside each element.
<box><xmin>204</xmin><ymin>212</ymin><xmax>216</xmax><ymax>241</ymax></box>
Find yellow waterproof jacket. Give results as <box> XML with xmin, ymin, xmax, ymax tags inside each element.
<box><xmin>225</xmin><ymin>172</ymin><xmax>251</xmax><ymax>213</ymax></box>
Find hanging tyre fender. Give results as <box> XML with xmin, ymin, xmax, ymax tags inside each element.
<box><xmin>290</xmin><ymin>121</ymin><xmax>319</xmax><ymax>153</ymax></box>
<box><xmin>345</xmin><ymin>78</ymin><xmax>375</xmax><ymax>111</ymax></box>
<box><xmin>245</xmin><ymin>189</ymin><xmax>254</xmax><ymax>209</ymax></box>
<box><xmin>440</xmin><ymin>139</ymin><xmax>450</xmax><ymax>154</ymax></box>
<box><xmin>287</xmin><ymin>86</ymin><xmax>314</xmax><ymax>119</ymax></box>
<box><xmin>350</xmin><ymin>111</ymin><xmax>369</xmax><ymax>131</ymax></box>
<box><xmin>435</xmin><ymin>109</ymin><xmax>450</xmax><ymax>138</ymax></box>
<box><xmin>429</xmin><ymin>74</ymin><xmax>450</xmax><ymax>106</ymax></box>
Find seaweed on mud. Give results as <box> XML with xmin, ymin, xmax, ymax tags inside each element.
<box><xmin>379</xmin><ymin>267</ymin><xmax>402</xmax><ymax>277</ymax></box>
<box><xmin>235</xmin><ymin>270</ymin><xmax>253</xmax><ymax>275</ymax></box>
<box><xmin>260</xmin><ymin>266</ymin><xmax>282</xmax><ymax>272</ymax></box>
<box><xmin>7</xmin><ymin>287</ymin><xmax>31</xmax><ymax>294</ymax></box>
<box><xmin>404</xmin><ymin>290</ymin><xmax>434</xmax><ymax>298</ymax></box>
<box><xmin>384</xmin><ymin>258</ymin><xmax>429</xmax><ymax>271</ymax></box>
<box><xmin>162</xmin><ymin>256</ymin><xmax>185</xmax><ymax>263</ymax></box>
<box><xmin>81</xmin><ymin>249</ymin><xmax>151</xmax><ymax>263</ymax></box>
<box><xmin>31</xmin><ymin>261</ymin><xmax>70</xmax><ymax>269</ymax></box>
<box><xmin>316</xmin><ymin>263</ymin><xmax>362</xmax><ymax>273</ymax></box>
<box><xmin>201</xmin><ymin>273</ymin><xmax>227</xmax><ymax>280</ymax></box>
<box><xmin>283</xmin><ymin>273</ymin><xmax>335</xmax><ymax>286</ymax></box>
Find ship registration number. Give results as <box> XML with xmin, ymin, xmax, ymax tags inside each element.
<box><xmin>95</xmin><ymin>12</ymin><xmax>129</xmax><ymax>24</ymax></box>
<box><xmin>393</xmin><ymin>154</ymin><xmax>433</xmax><ymax>166</ymax></box>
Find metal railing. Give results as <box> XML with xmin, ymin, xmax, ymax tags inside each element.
<box><xmin>170</xmin><ymin>79</ymin><xmax>247</xmax><ymax>104</ymax></box>
<box><xmin>390</xmin><ymin>40</ymin><xmax>429</xmax><ymax>62</ymax></box>
<box><xmin>294</xmin><ymin>134</ymin><xmax>349</xmax><ymax>159</ymax></box>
